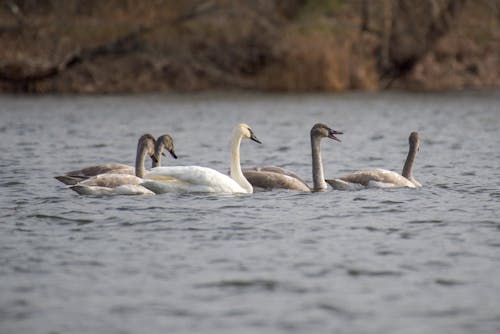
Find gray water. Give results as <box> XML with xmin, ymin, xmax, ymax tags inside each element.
<box><xmin>0</xmin><ymin>91</ymin><xmax>499</xmax><ymax>334</ymax></box>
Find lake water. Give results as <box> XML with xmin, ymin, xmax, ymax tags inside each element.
<box><xmin>0</xmin><ymin>91</ymin><xmax>499</xmax><ymax>334</ymax></box>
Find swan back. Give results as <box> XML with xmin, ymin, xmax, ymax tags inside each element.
<box><xmin>143</xmin><ymin>166</ymin><xmax>248</xmax><ymax>194</ymax></box>
<box><xmin>243</xmin><ymin>169</ymin><xmax>310</xmax><ymax>191</ymax></box>
<box><xmin>336</xmin><ymin>169</ymin><xmax>416</xmax><ymax>188</ymax></box>
<box><xmin>55</xmin><ymin>163</ymin><xmax>132</xmax><ymax>185</ymax></box>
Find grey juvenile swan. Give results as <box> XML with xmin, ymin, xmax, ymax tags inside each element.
<box><xmin>55</xmin><ymin>134</ymin><xmax>177</xmax><ymax>185</ymax></box>
<box><xmin>326</xmin><ymin>131</ymin><xmax>421</xmax><ymax>190</ymax></box>
<box><xmin>243</xmin><ymin>123</ymin><xmax>343</xmax><ymax>192</ymax></box>
<box><xmin>68</xmin><ymin>134</ymin><xmax>177</xmax><ymax>195</ymax></box>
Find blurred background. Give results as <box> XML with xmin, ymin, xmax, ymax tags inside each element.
<box><xmin>1</xmin><ymin>0</ymin><xmax>499</xmax><ymax>93</ymax></box>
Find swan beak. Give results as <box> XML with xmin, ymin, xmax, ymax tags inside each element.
<box><xmin>169</xmin><ymin>149</ymin><xmax>178</xmax><ymax>159</ymax></box>
<box><xmin>151</xmin><ymin>154</ymin><xmax>159</xmax><ymax>164</ymax></box>
<box><xmin>328</xmin><ymin>129</ymin><xmax>343</xmax><ymax>142</ymax></box>
<box><xmin>250</xmin><ymin>131</ymin><xmax>262</xmax><ymax>144</ymax></box>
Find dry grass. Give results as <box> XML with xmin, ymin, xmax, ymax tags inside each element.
<box><xmin>0</xmin><ymin>0</ymin><xmax>499</xmax><ymax>92</ymax></box>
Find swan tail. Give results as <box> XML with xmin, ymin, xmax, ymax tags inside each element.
<box><xmin>55</xmin><ymin>175</ymin><xmax>85</xmax><ymax>185</ymax></box>
<box><xmin>325</xmin><ymin>179</ymin><xmax>365</xmax><ymax>191</ymax></box>
<box><xmin>70</xmin><ymin>185</ymin><xmax>100</xmax><ymax>195</ymax></box>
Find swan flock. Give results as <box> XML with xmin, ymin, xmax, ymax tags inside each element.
<box><xmin>56</xmin><ymin>123</ymin><xmax>421</xmax><ymax>195</ymax></box>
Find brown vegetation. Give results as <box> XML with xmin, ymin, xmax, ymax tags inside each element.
<box><xmin>0</xmin><ymin>0</ymin><xmax>499</xmax><ymax>93</ymax></box>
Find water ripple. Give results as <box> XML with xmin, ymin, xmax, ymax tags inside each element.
<box><xmin>2</xmin><ymin>93</ymin><xmax>500</xmax><ymax>334</ymax></box>
<box><xmin>434</xmin><ymin>278</ymin><xmax>466</xmax><ymax>286</ymax></box>
<box><xmin>407</xmin><ymin>219</ymin><xmax>444</xmax><ymax>224</ymax></box>
<box><xmin>197</xmin><ymin>279</ymin><xmax>279</xmax><ymax>291</ymax></box>
<box><xmin>25</xmin><ymin>214</ymin><xmax>94</xmax><ymax>224</ymax></box>
<box><xmin>346</xmin><ymin>268</ymin><xmax>403</xmax><ymax>277</ymax></box>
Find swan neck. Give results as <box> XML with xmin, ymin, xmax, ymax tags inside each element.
<box><xmin>229</xmin><ymin>131</ymin><xmax>253</xmax><ymax>193</ymax></box>
<box><xmin>135</xmin><ymin>142</ymin><xmax>148</xmax><ymax>178</ymax></box>
<box><xmin>311</xmin><ymin>134</ymin><xmax>327</xmax><ymax>191</ymax></box>
<box><xmin>152</xmin><ymin>141</ymin><xmax>162</xmax><ymax>168</ymax></box>
<box><xmin>402</xmin><ymin>144</ymin><xmax>416</xmax><ymax>179</ymax></box>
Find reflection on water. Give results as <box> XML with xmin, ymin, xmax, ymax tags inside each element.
<box><xmin>0</xmin><ymin>91</ymin><xmax>500</xmax><ymax>334</ymax></box>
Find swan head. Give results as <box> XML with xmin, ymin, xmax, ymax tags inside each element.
<box><xmin>155</xmin><ymin>134</ymin><xmax>178</xmax><ymax>160</ymax></box>
<box><xmin>409</xmin><ymin>131</ymin><xmax>420</xmax><ymax>151</ymax></box>
<box><xmin>311</xmin><ymin>123</ymin><xmax>343</xmax><ymax>142</ymax></box>
<box><xmin>235</xmin><ymin>123</ymin><xmax>261</xmax><ymax>144</ymax></box>
<box><xmin>139</xmin><ymin>133</ymin><xmax>157</xmax><ymax>162</ymax></box>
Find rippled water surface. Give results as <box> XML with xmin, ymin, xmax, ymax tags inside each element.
<box><xmin>1</xmin><ymin>91</ymin><xmax>499</xmax><ymax>334</ymax></box>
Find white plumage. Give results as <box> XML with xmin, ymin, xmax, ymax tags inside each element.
<box><xmin>142</xmin><ymin>166</ymin><xmax>248</xmax><ymax>194</ymax></box>
<box><xmin>141</xmin><ymin>123</ymin><xmax>261</xmax><ymax>195</ymax></box>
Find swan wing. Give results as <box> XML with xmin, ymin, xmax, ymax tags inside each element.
<box><xmin>56</xmin><ymin>164</ymin><xmax>134</xmax><ymax>185</ymax></box>
<box><xmin>69</xmin><ymin>174</ymin><xmax>154</xmax><ymax>195</ymax></box>
<box><xmin>243</xmin><ymin>166</ymin><xmax>308</xmax><ymax>184</ymax></box>
<box><xmin>325</xmin><ymin>178</ymin><xmax>366</xmax><ymax>190</ymax></box>
<box><xmin>55</xmin><ymin>175</ymin><xmax>84</xmax><ymax>185</ymax></box>
<box><xmin>243</xmin><ymin>169</ymin><xmax>310</xmax><ymax>191</ymax></box>
<box><xmin>67</xmin><ymin>163</ymin><xmax>132</xmax><ymax>177</ymax></box>
<box><xmin>77</xmin><ymin>174</ymin><xmax>142</xmax><ymax>188</ymax></box>
<box><xmin>327</xmin><ymin>169</ymin><xmax>416</xmax><ymax>189</ymax></box>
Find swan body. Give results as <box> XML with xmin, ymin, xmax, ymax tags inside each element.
<box><xmin>141</xmin><ymin>123</ymin><xmax>261</xmax><ymax>194</ymax></box>
<box><xmin>143</xmin><ymin>166</ymin><xmax>248</xmax><ymax>194</ymax></box>
<box><xmin>70</xmin><ymin>174</ymin><xmax>155</xmax><ymax>195</ymax></box>
<box><xmin>55</xmin><ymin>163</ymin><xmax>132</xmax><ymax>185</ymax></box>
<box><xmin>327</xmin><ymin>169</ymin><xmax>416</xmax><ymax>190</ymax></box>
<box><xmin>55</xmin><ymin>134</ymin><xmax>177</xmax><ymax>185</ymax></box>
<box><xmin>68</xmin><ymin>133</ymin><xmax>169</xmax><ymax>195</ymax></box>
<box><xmin>242</xmin><ymin>123</ymin><xmax>342</xmax><ymax>192</ymax></box>
<box><xmin>326</xmin><ymin>132</ymin><xmax>421</xmax><ymax>190</ymax></box>
<box><xmin>242</xmin><ymin>168</ymin><xmax>310</xmax><ymax>191</ymax></box>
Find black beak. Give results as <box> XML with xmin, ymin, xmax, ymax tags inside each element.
<box><xmin>249</xmin><ymin>130</ymin><xmax>262</xmax><ymax>144</ymax></box>
<box><xmin>169</xmin><ymin>149</ymin><xmax>178</xmax><ymax>159</ymax></box>
<box><xmin>151</xmin><ymin>154</ymin><xmax>159</xmax><ymax>163</ymax></box>
<box><xmin>328</xmin><ymin>129</ymin><xmax>343</xmax><ymax>142</ymax></box>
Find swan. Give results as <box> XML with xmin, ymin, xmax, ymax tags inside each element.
<box><xmin>325</xmin><ymin>131</ymin><xmax>421</xmax><ymax>190</ymax></box>
<box><xmin>55</xmin><ymin>134</ymin><xmax>176</xmax><ymax>185</ymax></box>
<box><xmin>69</xmin><ymin>134</ymin><xmax>177</xmax><ymax>195</ymax></box>
<box><xmin>141</xmin><ymin>123</ymin><xmax>261</xmax><ymax>194</ymax></box>
<box><xmin>242</xmin><ymin>123</ymin><xmax>343</xmax><ymax>192</ymax></box>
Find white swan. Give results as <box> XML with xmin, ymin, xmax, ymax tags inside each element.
<box><xmin>141</xmin><ymin>123</ymin><xmax>261</xmax><ymax>194</ymax></box>
<box><xmin>242</xmin><ymin>123</ymin><xmax>343</xmax><ymax>192</ymax></box>
<box><xmin>55</xmin><ymin>134</ymin><xmax>176</xmax><ymax>185</ymax></box>
<box><xmin>69</xmin><ymin>134</ymin><xmax>177</xmax><ymax>195</ymax></box>
<box><xmin>326</xmin><ymin>131</ymin><xmax>421</xmax><ymax>190</ymax></box>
